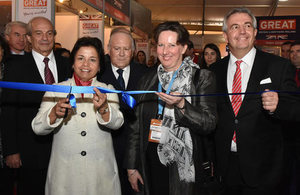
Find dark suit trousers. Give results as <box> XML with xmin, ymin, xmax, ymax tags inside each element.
<box><xmin>222</xmin><ymin>152</ymin><xmax>280</xmax><ymax>195</ymax></box>
<box><xmin>0</xmin><ymin>167</ymin><xmax>15</xmax><ymax>195</ymax></box>
<box><xmin>112</xmin><ymin>130</ymin><xmax>135</xmax><ymax>195</ymax></box>
<box><xmin>280</xmin><ymin>141</ymin><xmax>300</xmax><ymax>195</ymax></box>
<box><xmin>17</xmin><ymin>168</ymin><xmax>47</xmax><ymax>195</ymax></box>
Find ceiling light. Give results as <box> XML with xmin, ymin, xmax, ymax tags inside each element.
<box><xmin>188</xmin><ymin>30</ymin><xmax>223</xmax><ymax>35</ymax></box>
<box><xmin>279</xmin><ymin>0</ymin><xmax>288</xmax><ymax>2</ymax></box>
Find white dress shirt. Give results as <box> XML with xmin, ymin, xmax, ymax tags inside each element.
<box><xmin>227</xmin><ymin>47</ymin><xmax>256</xmax><ymax>152</ymax></box>
<box><xmin>111</xmin><ymin>64</ymin><xmax>130</xmax><ymax>89</ymax></box>
<box><xmin>32</xmin><ymin>50</ymin><xmax>58</xmax><ymax>83</ymax></box>
<box><xmin>227</xmin><ymin>47</ymin><xmax>256</xmax><ymax>101</ymax></box>
<box><xmin>11</xmin><ymin>50</ymin><xmax>25</xmax><ymax>55</ymax></box>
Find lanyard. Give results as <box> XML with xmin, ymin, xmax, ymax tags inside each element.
<box><xmin>157</xmin><ymin>63</ymin><xmax>183</xmax><ymax>116</ymax></box>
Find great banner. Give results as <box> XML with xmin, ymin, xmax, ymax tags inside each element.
<box><xmin>256</xmin><ymin>16</ymin><xmax>300</xmax><ymax>46</ymax></box>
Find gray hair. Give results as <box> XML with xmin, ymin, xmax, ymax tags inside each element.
<box><xmin>108</xmin><ymin>27</ymin><xmax>135</xmax><ymax>51</ymax></box>
<box><xmin>222</xmin><ymin>7</ymin><xmax>257</xmax><ymax>32</ymax></box>
<box><xmin>4</xmin><ymin>21</ymin><xmax>27</xmax><ymax>35</ymax></box>
<box><xmin>26</xmin><ymin>16</ymin><xmax>56</xmax><ymax>36</ymax></box>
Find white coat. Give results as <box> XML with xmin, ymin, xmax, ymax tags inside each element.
<box><xmin>32</xmin><ymin>77</ymin><xmax>124</xmax><ymax>195</ymax></box>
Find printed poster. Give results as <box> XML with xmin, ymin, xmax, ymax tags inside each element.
<box><xmin>16</xmin><ymin>0</ymin><xmax>53</xmax><ymax>23</ymax></box>
<box><xmin>79</xmin><ymin>14</ymin><xmax>103</xmax><ymax>42</ymax></box>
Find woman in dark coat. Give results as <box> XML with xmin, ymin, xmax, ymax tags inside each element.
<box><xmin>0</xmin><ymin>35</ymin><xmax>15</xmax><ymax>195</ymax></box>
<box><xmin>125</xmin><ymin>21</ymin><xmax>217</xmax><ymax>195</ymax></box>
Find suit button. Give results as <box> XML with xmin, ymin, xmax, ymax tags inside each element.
<box><xmin>81</xmin><ymin>151</ymin><xmax>86</xmax><ymax>156</ymax></box>
<box><xmin>81</xmin><ymin>112</ymin><xmax>86</xmax><ymax>117</ymax></box>
<box><xmin>81</xmin><ymin>131</ymin><xmax>86</xmax><ymax>136</ymax></box>
<box><xmin>235</xmin><ymin>119</ymin><xmax>238</xmax><ymax>124</ymax></box>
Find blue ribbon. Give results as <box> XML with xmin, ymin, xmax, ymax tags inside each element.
<box><xmin>0</xmin><ymin>81</ymin><xmax>299</xmax><ymax>109</ymax></box>
<box><xmin>0</xmin><ymin>81</ymin><xmax>143</xmax><ymax>108</ymax></box>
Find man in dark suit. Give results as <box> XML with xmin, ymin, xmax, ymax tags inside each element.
<box><xmin>280</xmin><ymin>41</ymin><xmax>300</xmax><ymax>195</ymax></box>
<box><xmin>210</xmin><ymin>8</ymin><xmax>298</xmax><ymax>194</ymax></box>
<box><xmin>1</xmin><ymin>16</ymin><xmax>70</xmax><ymax>195</ymax></box>
<box><xmin>98</xmin><ymin>27</ymin><xmax>146</xmax><ymax>195</ymax></box>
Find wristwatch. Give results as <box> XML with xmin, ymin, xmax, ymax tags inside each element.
<box><xmin>99</xmin><ymin>107</ymin><xmax>109</xmax><ymax>114</ymax></box>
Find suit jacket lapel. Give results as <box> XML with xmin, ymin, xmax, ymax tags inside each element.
<box><xmin>55</xmin><ymin>56</ymin><xmax>64</xmax><ymax>82</ymax></box>
<box><xmin>102</xmin><ymin>63</ymin><xmax>122</xmax><ymax>90</ymax></box>
<box><xmin>27</xmin><ymin>53</ymin><xmax>44</xmax><ymax>84</ymax></box>
<box><xmin>127</xmin><ymin>66</ymin><xmax>136</xmax><ymax>91</ymax></box>
<box><xmin>238</xmin><ymin>50</ymin><xmax>269</xmax><ymax>116</ymax></box>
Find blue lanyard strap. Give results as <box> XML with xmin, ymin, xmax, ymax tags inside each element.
<box><xmin>157</xmin><ymin>63</ymin><xmax>183</xmax><ymax>115</ymax></box>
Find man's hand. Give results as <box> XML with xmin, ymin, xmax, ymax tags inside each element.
<box><xmin>5</xmin><ymin>153</ymin><xmax>22</xmax><ymax>168</ymax></box>
<box><xmin>127</xmin><ymin>169</ymin><xmax>144</xmax><ymax>192</ymax></box>
<box><xmin>261</xmin><ymin>89</ymin><xmax>278</xmax><ymax>113</ymax></box>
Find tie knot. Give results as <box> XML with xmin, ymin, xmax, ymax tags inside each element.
<box><xmin>235</xmin><ymin>60</ymin><xmax>242</xmax><ymax>67</ymax></box>
<box><xmin>117</xmin><ymin>68</ymin><xmax>123</xmax><ymax>75</ymax></box>
<box><xmin>43</xmin><ymin>57</ymin><xmax>50</xmax><ymax>65</ymax></box>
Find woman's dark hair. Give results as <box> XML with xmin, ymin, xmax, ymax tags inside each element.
<box><xmin>201</xmin><ymin>43</ymin><xmax>221</xmax><ymax>68</ymax></box>
<box><xmin>135</xmin><ymin>50</ymin><xmax>147</xmax><ymax>65</ymax></box>
<box><xmin>70</xmin><ymin>37</ymin><xmax>105</xmax><ymax>75</ymax></box>
<box><xmin>154</xmin><ymin>21</ymin><xmax>189</xmax><ymax>46</ymax></box>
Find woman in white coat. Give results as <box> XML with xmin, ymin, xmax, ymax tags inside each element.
<box><xmin>32</xmin><ymin>37</ymin><xmax>124</xmax><ymax>195</ymax></box>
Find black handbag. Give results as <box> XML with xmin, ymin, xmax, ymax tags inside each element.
<box><xmin>199</xmin><ymin>135</ymin><xmax>224</xmax><ymax>194</ymax></box>
<box><xmin>192</xmin><ymin>68</ymin><xmax>223</xmax><ymax>194</ymax></box>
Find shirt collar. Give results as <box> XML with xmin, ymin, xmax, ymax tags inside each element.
<box><xmin>229</xmin><ymin>47</ymin><xmax>256</xmax><ymax>68</ymax></box>
<box><xmin>32</xmin><ymin>49</ymin><xmax>54</xmax><ymax>62</ymax></box>
<box><xmin>11</xmin><ymin>50</ymin><xmax>25</xmax><ymax>55</ymax></box>
<box><xmin>111</xmin><ymin>64</ymin><xmax>130</xmax><ymax>74</ymax></box>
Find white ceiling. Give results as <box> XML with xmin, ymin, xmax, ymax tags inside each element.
<box><xmin>135</xmin><ymin>0</ymin><xmax>300</xmax><ymax>49</ymax></box>
<box><xmin>136</xmin><ymin>0</ymin><xmax>300</xmax><ymax>25</ymax></box>
<box><xmin>59</xmin><ymin>0</ymin><xmax>300</xmax><ymax>49</ymax></box>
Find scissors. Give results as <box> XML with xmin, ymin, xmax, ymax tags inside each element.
<box><xmin>64</xmin><ymin>85</ymin><xmax>72</xmax><ymax>119</ymax></box>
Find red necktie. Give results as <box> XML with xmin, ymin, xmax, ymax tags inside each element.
<box><xmin>232</xmin><ymin>60</ymin><xmax>242</xmax><ymax>143</ymax></box>
<box><xmin>43</xmin><ymin>57</ymin><xmax>55</xmax><ymax>84</ymax></box>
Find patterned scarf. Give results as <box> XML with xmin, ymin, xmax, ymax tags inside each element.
<box><xmin>157</xmin><ymin>56</ymin><xmax>199</xmax><ymax>182</ymax></box>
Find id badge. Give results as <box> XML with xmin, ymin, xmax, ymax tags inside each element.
<box><xmin>148</xmin><ymin>119</ymin><xmax>162</xmax><ymax>143</ymax></box>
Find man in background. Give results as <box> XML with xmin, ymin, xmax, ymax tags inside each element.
<box><xmin>1</xmin><ymin>16</ymin><xmax>70</xmax><ymax>195</ymax></box>
<box><xmin>290</xmin><ymin>41</ymin><xmax>300</xmax><ymax>74</ymax></box>
<box><xmin>281</xmin><ymin>41</ymin><xmax>292</xmax><ymax>59</ymax></box>
<box><xmin>280</xmin><ymin>40</ymin><xmax>300</xmax><ymax>195</ymax></box>
<box><xmin>184</xmin><ymin>40</ymin><xmax>199</xmax><ymax>64</ymax></box>
<box><xmin>4</xmin><ymin>21</ymin><xmax>27</xmax><ymax>55</ymax></box>
<box><xmin>99</xmin><ymin>27</ymin><xmax>147</xmax><ymax>195</ymax></box>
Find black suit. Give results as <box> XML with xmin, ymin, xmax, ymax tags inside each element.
<box><xmin>98</xmin><ymin>58</ymin><xmax>147</xmax><ymax>195</ymax></box>
<box><xmin>210</xmin><ymin>49</ymin><xmax>298</xmax><ymax>194</ymax></box>
<box><xmin>1</xmin><ymin>52</ymin><xmax>70</xmax><ymax>195</ymax></box>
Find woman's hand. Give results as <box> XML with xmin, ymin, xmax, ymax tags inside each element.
<box><xmin>127</xmin><ymin>169</ymin><xmax>144</xmax><ymax>192</ymax></box>
<box><xmin>156</xmin><ymin>92</ymin><xmax>185</xmax><ymax>109</ymax></box>
<box><xmin>49</xmin><ymin>98</ymin><xmax>72</xmax><ymax>124</ymax></box>
<box><xmin>93</xmin><ymin>88</ymin><xmax>110</xmax><ymax>121</ymax></box>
